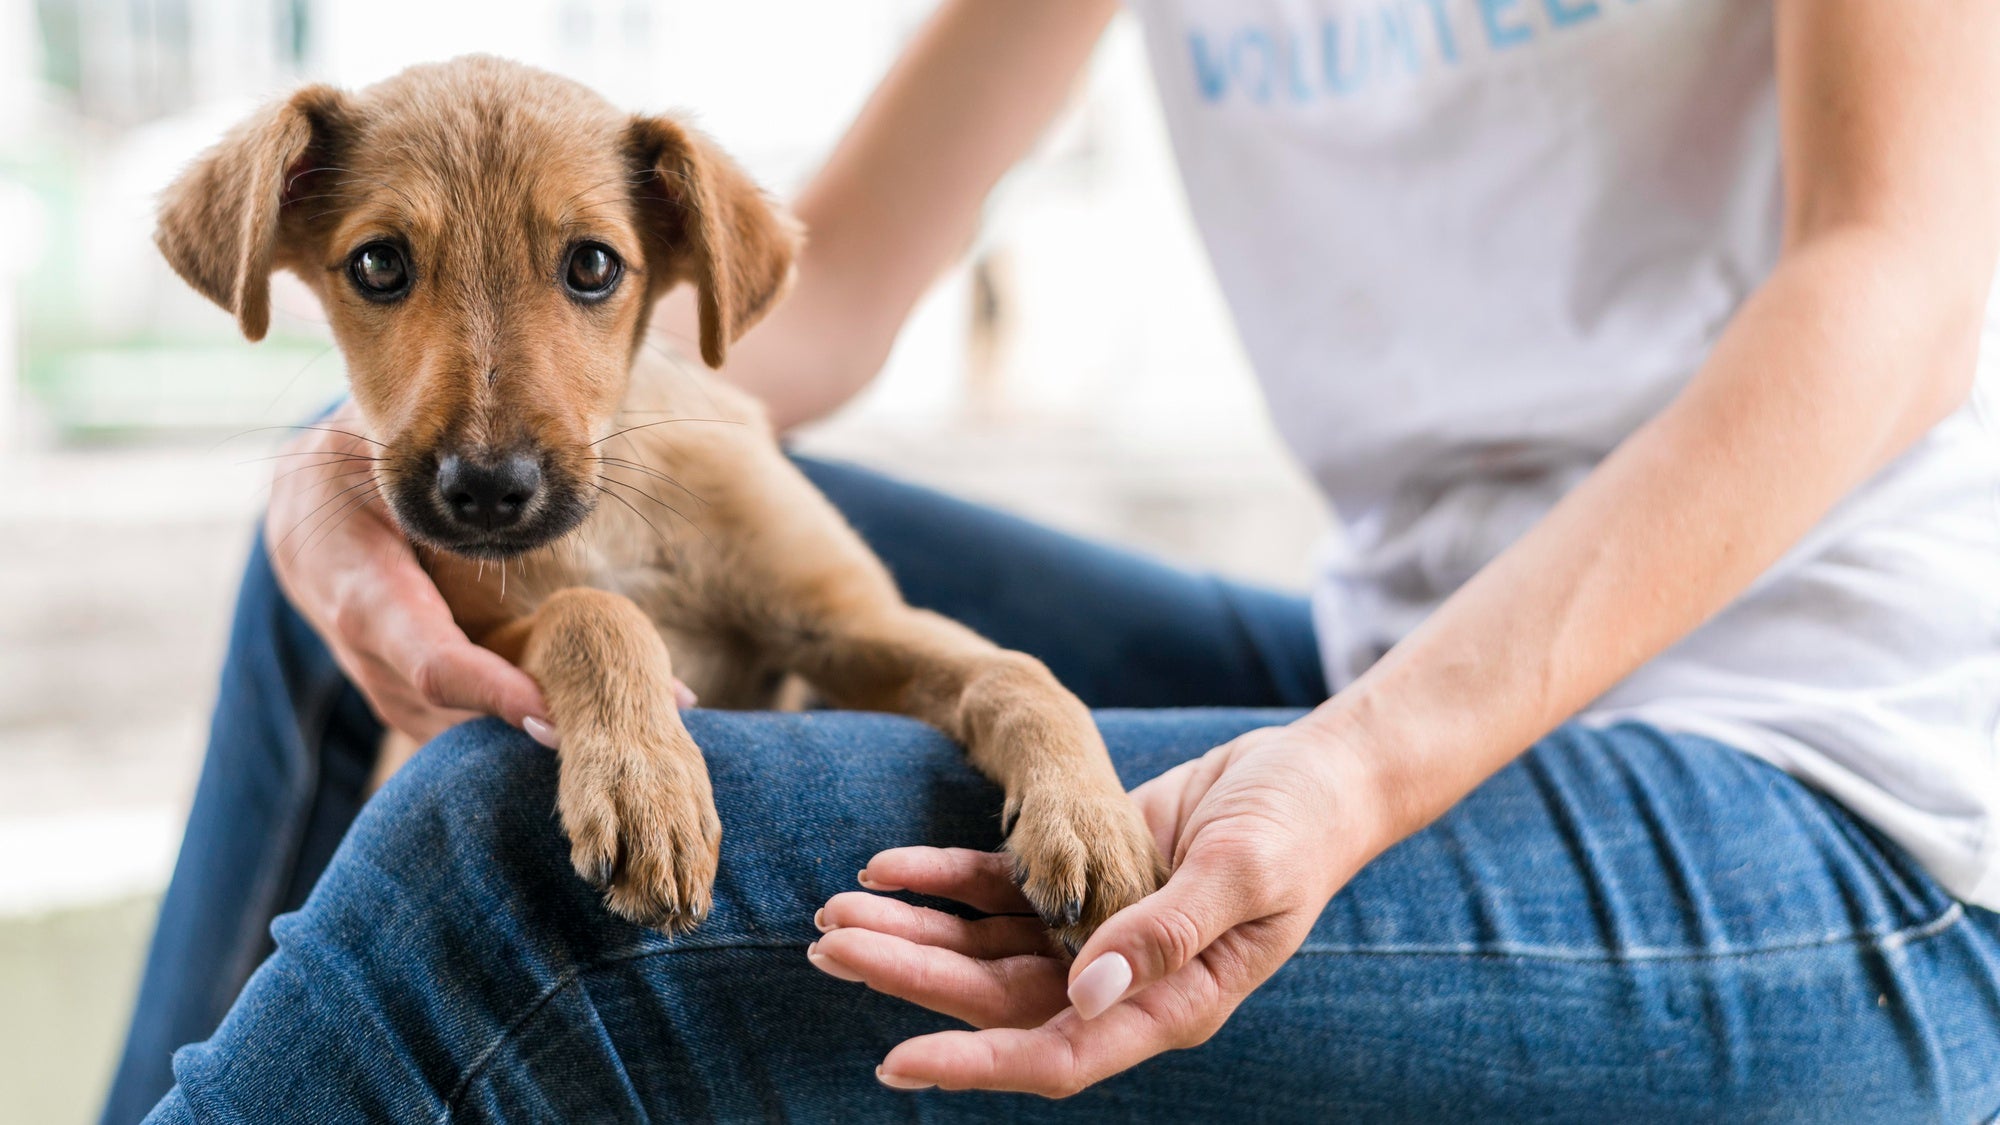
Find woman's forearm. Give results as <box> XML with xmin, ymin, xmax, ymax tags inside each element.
<box><xmin>1306</xmin><ymin>0</ymin><xmax>2000</xmax><ymax>860</ymax></box>
<box><xmin>655</xmin><ymin>0</ymin><xmax>1119</xmax><ymax>430</ymax></box>
<box><xmin>1307</xmin><ymin>229</ymin><xmax>1994</xmax><ymax>852</ymax></box>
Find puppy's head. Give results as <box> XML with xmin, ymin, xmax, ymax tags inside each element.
<box><xmin>156</xmin><ymin>56</ymin><xmax>797</xmax><ymax>557</ymax></box>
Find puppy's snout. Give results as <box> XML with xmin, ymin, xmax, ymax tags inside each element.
<box><xmin>436</xmin><ymin>452</ymin><xmax>543</xmax><ymax>531</ymax></box>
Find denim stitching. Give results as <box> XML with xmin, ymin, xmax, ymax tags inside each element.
<box><xmin>437</xmin><ymin>969</ymin><xmax>579</xmax><ymax>1123</ymax></box>
<box><xmin>225</xmin><ymin>617</ymin><xmax>347</xmax><ymax>1010</ymax></box>
<box><xmin>446</xmin><ymin>906</ymin><xmax>1978</xmax><ymax>1117</ymax></box>
<box><xmin>441</xmin><ymin>939</ymin><xmax>802</xmax><ymax>1121</ymax></box>
<box><xmin>1289</xmin><ymin>902</ymin><xmax>1965</xmax><ymax>964</ymax></box>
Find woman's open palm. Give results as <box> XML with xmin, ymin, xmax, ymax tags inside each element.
<box><xmin>808</xmin><ymin>726</ymin><xmax>1370</xmax><ymax>1096</ymax></box>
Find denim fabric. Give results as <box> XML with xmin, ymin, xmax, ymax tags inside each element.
<box><xmin>107</xmin><ymin>458</ymin><xmax>2000</xmax><ymax>1123</ymax></box>
<box><xmin>143</xmin><ymin>716</ymin><xmax>2000</xmax><ymax>1123</ymax></box>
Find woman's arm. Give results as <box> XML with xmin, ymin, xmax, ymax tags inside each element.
<box><xmin>1307</xmin><ymin>0</ymin><xmax>2000</xmax><ymax>845</ymax></box>
<box><xmin>816</xmin><ymin>0</ymin><xmax>2000</xmax><ymax>1093</ymax></box>
<box><xmin>653</xmin><ymin>0</ymin><xmax>1120</xmax><ymax>430</ymax></box>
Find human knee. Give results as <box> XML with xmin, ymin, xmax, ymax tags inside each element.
<box><xmin>357</xmin><ymin>718</ymin><xmax>560</xmax><ymax>869</ymax></box>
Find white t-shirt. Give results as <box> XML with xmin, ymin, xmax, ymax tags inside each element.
<box><xmin>1129</xmin><ymin>0</ymin><xmax>2000</xmax><ymax>907</ymax></box>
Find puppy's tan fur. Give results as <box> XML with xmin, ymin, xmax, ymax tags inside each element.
<box><xmin>155</xmin><ymin>56</ymin><xmax>1163</xmax><ymax>944</ymax></box>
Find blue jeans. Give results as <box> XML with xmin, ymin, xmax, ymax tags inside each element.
<box><xmin>107</xmin><ymin>460</ymin><xmax>2000</xmax><ymax>1123</ymax></box>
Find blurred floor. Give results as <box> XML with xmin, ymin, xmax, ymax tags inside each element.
<box><xmin>0</xmin><ymin>421</ymin><xmax>1326</xmax><ymax>1124</ymax></box>
<box><xmin>0</xmin><ymin>898</ymin><xmax>156</xmax><ymax>1125</ymax></box>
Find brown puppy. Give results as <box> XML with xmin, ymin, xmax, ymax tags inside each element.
<box><xmin>154</xmin><ymin>55</ymin><xmax>1164</xmax><ymax>947</ymax></box>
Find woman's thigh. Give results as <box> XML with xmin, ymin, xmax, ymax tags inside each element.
<box><xmin>148</xmin><ymin>713</ymin><xmax>2000</xmax><ymax>1124</ymax></box>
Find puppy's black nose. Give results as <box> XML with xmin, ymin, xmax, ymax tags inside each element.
<box><xmin>436</xmin><ymin>453</ymin><xmax>541</xmax><ymax>530</ymax></box>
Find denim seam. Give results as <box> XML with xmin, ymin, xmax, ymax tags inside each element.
<box><xmin>223</xmin><ymin>620</ymin><xmax>347</xmax><ymax>1007</ymax></box>
<box><xmin>441</xmin><ymin>907</ymin><xmax>1972</xmax><ymax>1119</ymax></box>
<box><xmin>1290</xmin><ymin>902</ymin><xmax>1966</xmax><ymax>964</ymax></box>
<box><xmin>440</xmin><ymin>939</ymin><xmax>804</xmax><ymax>1122</ymax></box>
<box><xmin>1211</xmin><ymin>578</ymin><xmax>1306</xmax><ymax>708</ymax></box>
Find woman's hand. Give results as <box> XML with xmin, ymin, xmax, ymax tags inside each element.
<box><xmin>263</xmin><ymin>404</ymin><xmax>549</xmax><ymax>742</ymax></box>
<box><xmin>807</xmin><ymin>722</ymin><xmax>1384</xmax><ymax>1096</ymax></box>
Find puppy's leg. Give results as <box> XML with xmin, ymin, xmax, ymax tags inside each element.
<box><xmin>785</xmin><ymin>608</ymin><xmax>1166</xmax><ymax>950</ymax></box>
<box><xmin>489</xmin><ymin>588</ymin><xmax>718</xmax><ymax>932</ymax></box>
<box><xmin>639</xmin><ymin>430</ymin><xmax>1160</xmax><ymax>944</ymax></box>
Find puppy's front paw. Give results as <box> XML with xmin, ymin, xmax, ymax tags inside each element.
<box><xmin>558</xmin><ymin>731</ymin><xmax>720</xmax><ymax>934</ymax></box>
<box><xmin>1006</xmin><ymin>783</ymin><xmax>1166</xmax><ymax>953</ymax></box>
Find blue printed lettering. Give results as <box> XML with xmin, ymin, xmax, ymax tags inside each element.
<box><xmin>1188</xmin><ymin>31</ymin><xmax>1229</xmax><ymax>102</ymax></box>
<box><xmin>1322</xmin><ymin>18</ymin><xmax>1371</xmax><ymax>96</ymax></box>
<box><xmin>1279</xmin><ymin>29</ymin><xmax>1318</xmax><ymax>102</ymax></box>
<box><xmin>1478</xmin><ymin>0</ymin><xmax>1535</xmax><ymax>50</ymax></box>
<box><xmin>1183</xmin><ymin>0</ymin><xmax>1640</xmax><ymax>107</ymax></box>
<box><xmin>1233</xmin><ymin>28</ymin><xmax>1277</xmax><ymax>105</ymax></box>
<box><xmin>1377</xmin><ymin>6</ymin><xmax>1422</xmax><ymax>77</ymax></box>
<box><xmin>1419</xmin><ymin>0</ymin><xmax>1460</xmax><ymax>65</ymax></box>
<box><xmin>1544</xmin><ymin>0</ymin><xmax>1601</xmax><ymax>28</ymax></box>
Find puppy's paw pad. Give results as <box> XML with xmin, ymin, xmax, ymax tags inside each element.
<box><xmin>558</xmin><ymin>746</ymin><xmax>720</xmax><ymax>935</ymax></box>
<box><xmin>1006</xmin><ymin>789</ymin><xmax>1165</xmax><ymax>953</ymax></box>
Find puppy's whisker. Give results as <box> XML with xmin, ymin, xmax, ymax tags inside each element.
<box><xmin>591</xmin><ymin>457</ymin><xmax>710</xmax><ymax>506</ymax></box>
<box><xmin>590</xmin><ymin>482</ymin><xmax>676</xmax><ymax>555</ymax></box>
<box><xmin>256</xmin><ymin>345</ymin><xmax>339</xmax><ymax>424</ymax></box>
<box><xmin>237</xmin><ymin>449</ymin><xmax>384</xmax><ymax>465</ymax></box>
<box><xmin>279</xmin><ymin>479</ymin><xmax>383</xmax><ymax>553</ymax></box>
<box><xmin>265</xmin><ymin>458</ymin><xmax>390</xmax><ymax>476</ymax></box>
<box><xmin>271</xmin><ymin>461</ymin><xmax>381</xmax><ymax>488</ymax></box>
<box><xmin>275</xmin><ymin>475</ymin><xmax>387</xmax><ymax>553</ymax></box>
<box><xmin>638</xmin><ymin>338</ymin><xmax>726</xmax><ymax>416</ymax></box>
<box><xmin>597</xmin><ymin>475</ymin><xmax>711</xmax><ymax>549</ymax></box>
<box><xmin>221</xmin><ymin>424</ymin><xmax>387</xmax><ymax>449</ymax></box>
<box><xmin>590</xmin><ymin>417</ymin><xmax>743</xmax><ymax>447</ymax></box>
<box><xmin>293</xmin><ymin>483</ymin><xmax>387</xmax><ymax>564</ymax></box>
<box><xmin>286</xmin><ymin>480</ymin><xmax>382</xmax><ymax>564</ymax></box>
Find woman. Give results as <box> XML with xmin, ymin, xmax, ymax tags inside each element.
<box><xmin>105</xmin><ymin>1</ymin><xmax>2000</xmax><ymax>1120</ymax></box>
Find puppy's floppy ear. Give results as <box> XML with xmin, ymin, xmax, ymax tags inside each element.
<box><xmin>626</xmin><ymin>116</ymin><xmax>800</xmax><ymax>368</ymax></box>
<box><xmin>155</xmin><ymin>85</ymin><xmax>350</xmax><ymax>342</ymax></box>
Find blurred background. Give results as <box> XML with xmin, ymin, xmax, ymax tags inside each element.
<box><xmin>0</xmin><ymin>2</ymin><xmax>1324</xmax><ymax>1120</ymax></box>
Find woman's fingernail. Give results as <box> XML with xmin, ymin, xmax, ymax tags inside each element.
<box><xmin>806</xmin><ymin>942</ymin><xmax>864</xmax><ymax>982</ymax></box>
<box><xmin>674</xmin><ymin>682</ymin><xmax>698</xmax><ymax>709</ymax></box>
<box><xmin>856</xmin><ymin>870</ymin><xmax>903</xmax><ymax>891</ymax></box>
<box><xmin>522</xmin><ymin>716</ymin><xmax>561</xmax><ymax>750</ymax></box>
<box><xmin>813</xmin><ymin>908</ymin><xmax>833</xmax><ymax>932</ymax></box>
<box><xmin>875</xmin><ymin>1066</ymin><xmax>934</xmax><ymax>1091</ymax></box>
<box><xmin>1068</xmin><ymin>952</ymin><xmax>1133</xmax><ymax>1020</ymax></box>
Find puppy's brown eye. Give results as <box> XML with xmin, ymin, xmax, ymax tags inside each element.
<box><xmin>564</xmin><ymin>242</ymin><xmax>621</xmax><ymax>302</ymax></box>
<box><xmin>348</xmin><ymin>242</ymin><xmax>410</xmax><ymax>301</ymax></box>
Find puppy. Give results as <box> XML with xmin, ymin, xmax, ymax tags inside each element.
<box><xmin>154</xmin><ymin>55</ymin><xmax>1164</xmax><ymax>947</ymax></box>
